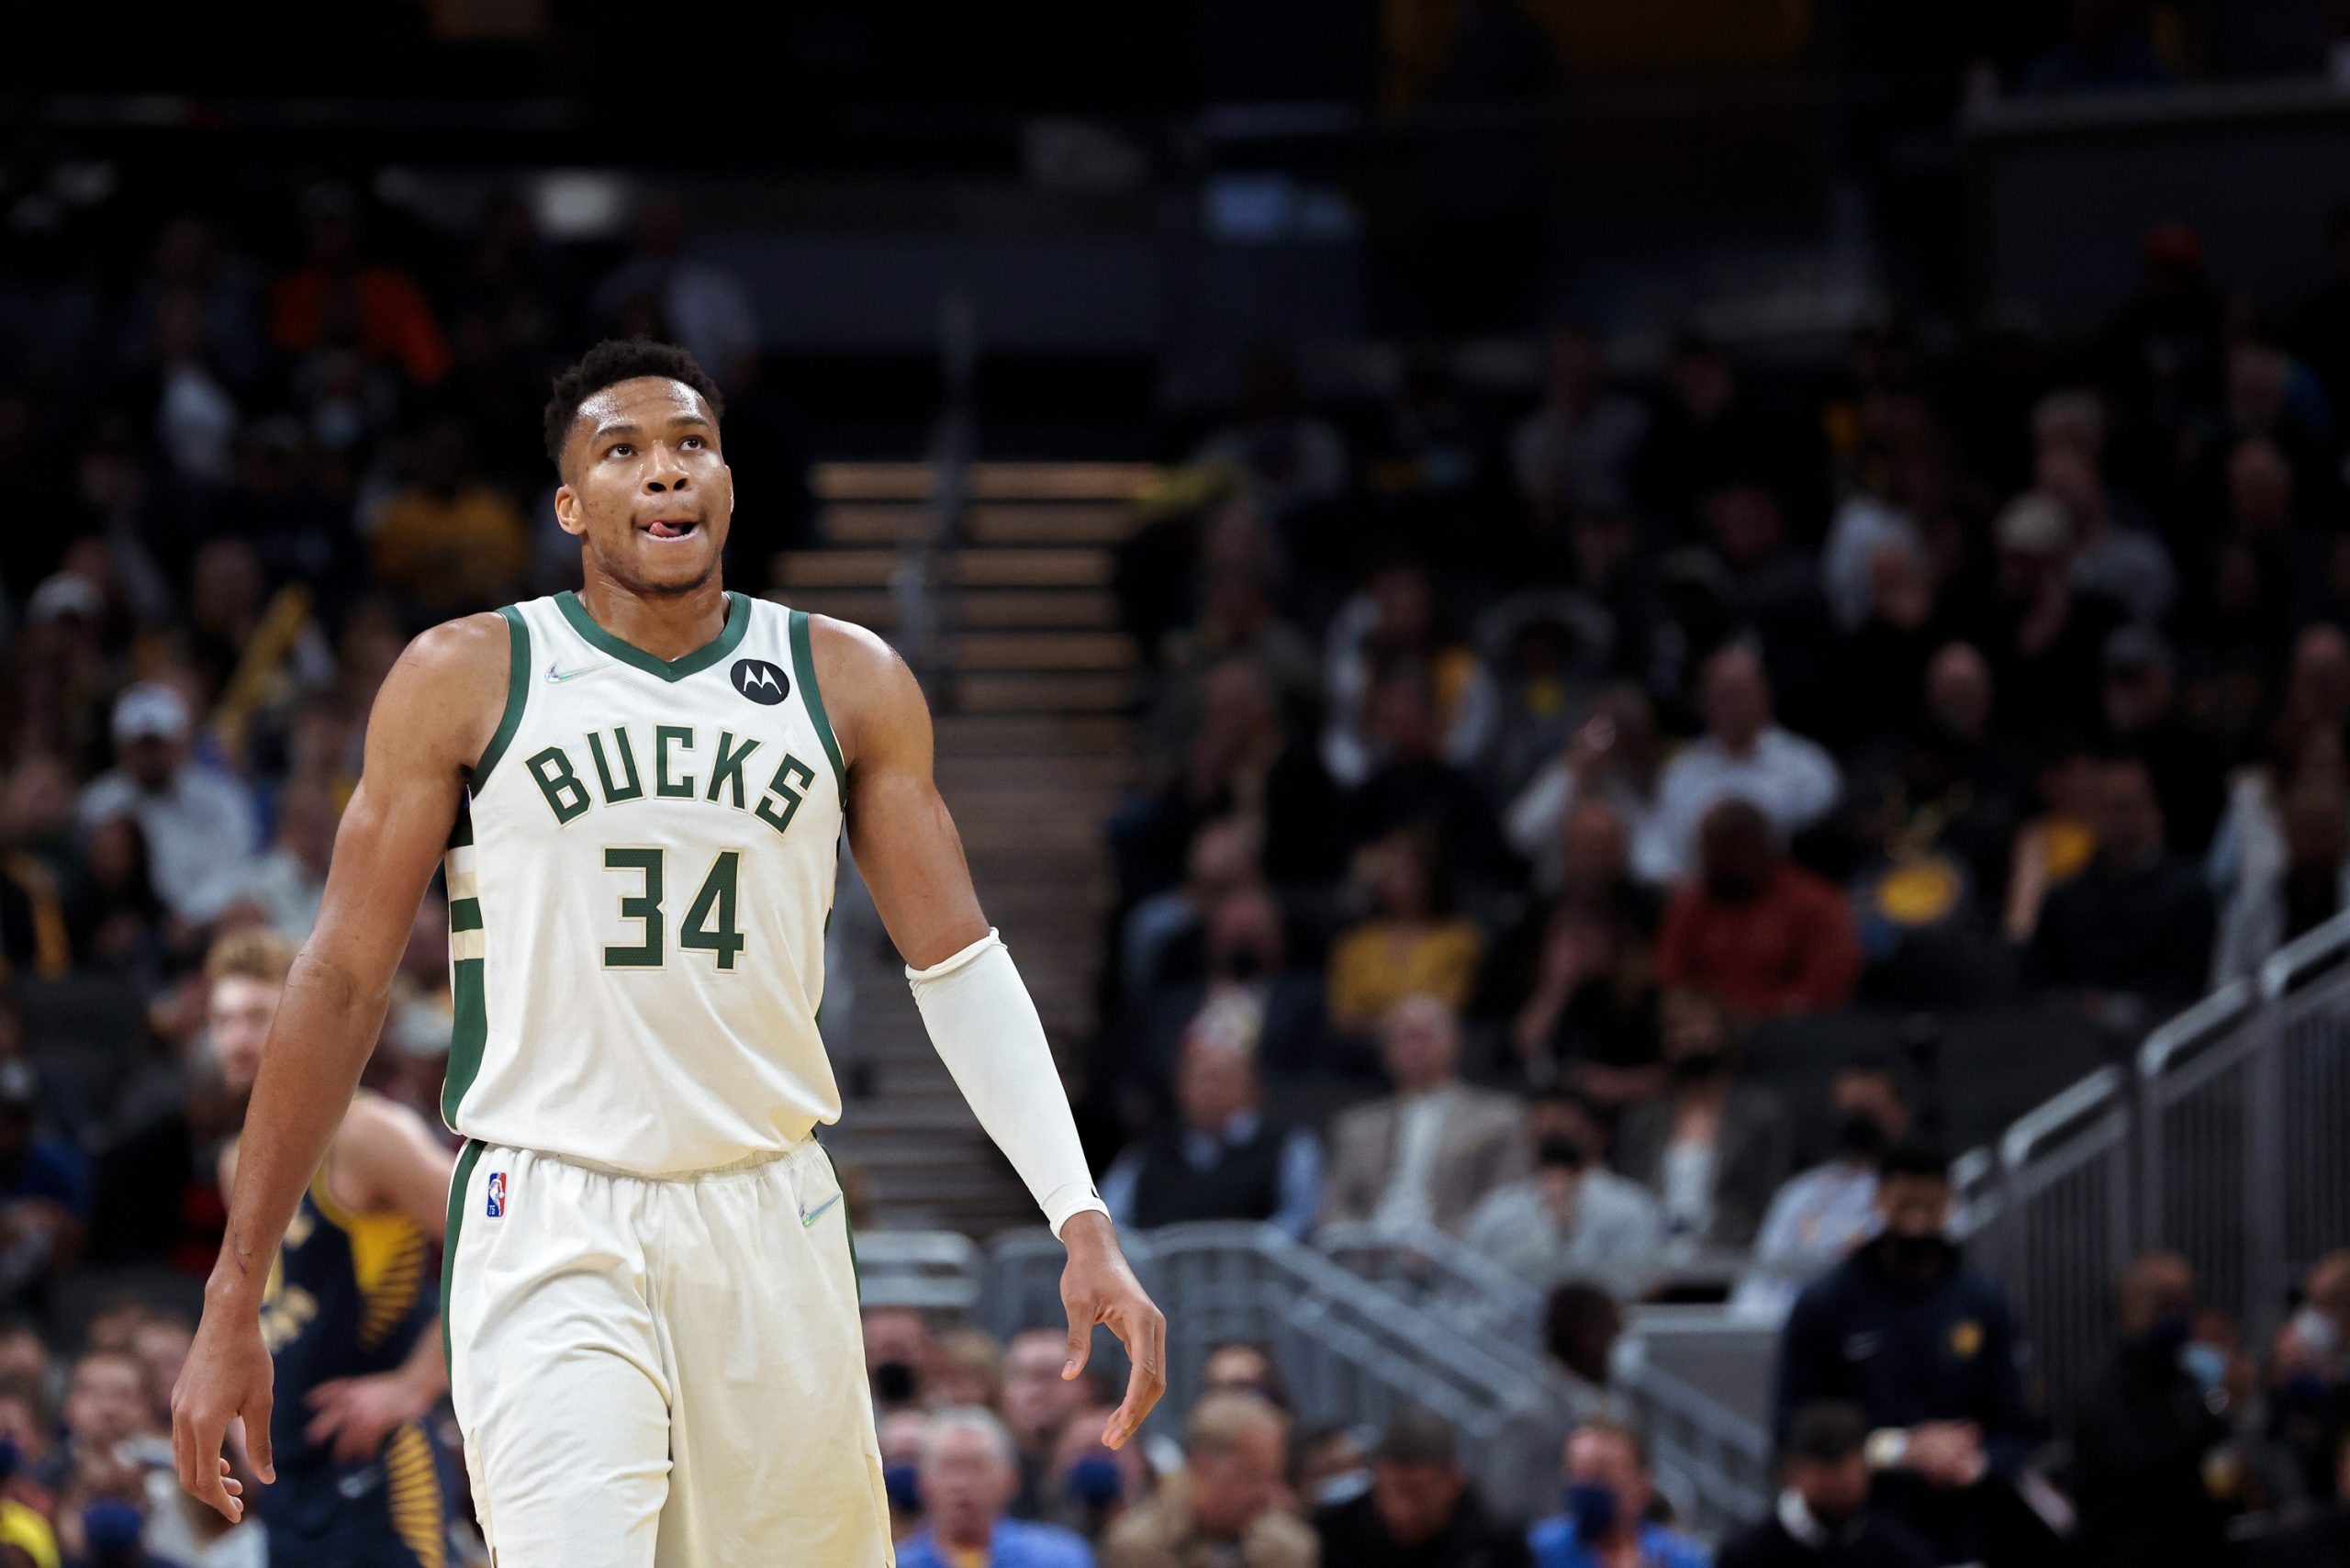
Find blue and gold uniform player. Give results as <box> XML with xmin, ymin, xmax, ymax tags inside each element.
<box><xmin>206</xmin><ymin>930</ymin><xmax>457</xmax><ymax>1568</ymax></box>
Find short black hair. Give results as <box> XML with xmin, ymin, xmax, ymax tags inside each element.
<box><xmin>1785</xmin><ymin>1401</ymin><xmax>1868</xmax><ymax>1462</ymax></box>
<box><xmin>543</xmin><ymin>338</ymin><xmax>724</xmax><ymax>470</ymax></box>
<box><xmin>1371</xmin><ymin>1406</ymin><xmax>1457</xmax><ymax>1467</ymax></box>
<box><xmin>1878</xmin><ymin>1137</ymin><xmax>1952</xmax><ymax>1182</ymax></box>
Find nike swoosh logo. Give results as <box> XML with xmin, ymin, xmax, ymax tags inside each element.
<box><xmin>545</xmin><ymin>662</ymin><xmax>605</xmax><ymax>684</ymax></box>
<box><xmin>800</xmin><ymin>1192</ymin><xmax>843</xmax><ymax>1228</ymax></box>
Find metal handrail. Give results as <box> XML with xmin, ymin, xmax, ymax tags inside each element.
<box><xmin>852</xmin><ymin>1228</ymin><xmax>983</xmax><ymax>1312</ymax></box>
<box><xmin>1313</xmin><ymin>1221</ymin><xmax>1550</xmax><ymax>1345</ymax></box>
<box><xmin>2261</xmin><ymin>908</ymin><xmax>2350</xmax><ymax>999</ymax></box>
<box><xmin>1998</xmin><ymin>1065</ymin><xmax>2122</xmax><ymax>1170</ymax></box>
<box><xmin>2137</xmin><ymin>977</ymin><xmax>2256</xmax><ymax>1079</ymax></box>
<box><xmin>1610</xmin><ymin>1325</ymin><xmax>1774</xmax><ymax>1537</ymax></box>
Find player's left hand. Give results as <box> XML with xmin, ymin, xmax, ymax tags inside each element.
<box><xmin>1058</xmin><ymin>1211</ymin><xmax>1166</xmax><ymax>1450</ymax></box>
<box><xmin>304</xmin><ymin>1370</ymin><xmax>434</xmax><ymax>1466</ymax></box>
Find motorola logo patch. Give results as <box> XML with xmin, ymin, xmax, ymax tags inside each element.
<box><xmin>731</xmin><ymin>658</ymin><xmax>790</xmax><ymax>705</ymax></box>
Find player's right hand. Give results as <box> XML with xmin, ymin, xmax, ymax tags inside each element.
<box><xmin>171</xmin><ymin>1302</ymin><xmax>276</xmax><ymax>1522</ymax></box>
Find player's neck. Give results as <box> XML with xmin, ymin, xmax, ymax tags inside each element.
<box><xmin>574</xmin><ymin>573</ymin><xmax>732</xmax><ymax>662</ymax></box>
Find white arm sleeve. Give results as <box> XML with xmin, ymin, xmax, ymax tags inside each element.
<box><xmin>908</xmin><ymin>929</ymin><xmax>1108</xmax><ymax>1239</ymax></box>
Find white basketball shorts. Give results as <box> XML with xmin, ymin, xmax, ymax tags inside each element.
<box><xmin>442</xmin><ymin>1137</ymin><xmax>892</xmax><ymax>1566</ymax></box>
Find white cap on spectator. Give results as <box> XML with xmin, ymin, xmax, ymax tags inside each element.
<box><xmin>111</xmin><ymin>682</ymin><xmax>190</xmax><ymax>745</ymax></box>
<box><xmin>27</xmin><ymin>573</ymin><xmax>101</xmax><ymax>625</ymax></box>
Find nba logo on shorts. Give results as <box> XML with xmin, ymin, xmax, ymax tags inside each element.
<box><xmin>486</xmin><ymin>1171</ymin><xmax>507</xmax><ymax>1218</ymax></box>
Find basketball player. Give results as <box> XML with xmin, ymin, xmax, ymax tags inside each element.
<box><xmin>205</xmin><ymin>928</ymin><xmax>458</xmax><ymax>1567</ymax></box>
<box><xmin>172</xmin><ymin>338</ymin><xmax>1164</xmax><ymax>1564</ymax></box>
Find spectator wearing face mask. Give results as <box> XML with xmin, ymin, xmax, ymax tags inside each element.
<box><xmin>1049</xmin><ymin>1403</ymin><xmax>1152</xmax><ymax>1546</ymax></box>
<box><xmin>878</xmin><ymin>1409</ymin><xmax>930</xmax><ymax>1545</ymax></box>
<box><xmin>1002</xmin><ymin>1329</ymin><xmax>1096</xmax><ymax>1521</ymax></box>
<box><xmin>2067</xmin><ymin>1252</ymin><xmax>2234</xmax><ymax>1568</ymax></box>
<box><xmin>862</xmin><ymin>1305</ymin><xmax>937</xmax><ymax>1415</ymax></box>
<box><xmin>1526</xmin><ymin>1417</ymin><xmax>1707</xmax><ymax>1568</ymax></box>
<box><xmin>1100</xmin><ymin>1394</ymin><xmax>1312</xmax><ymax>1568</ymax></box>
<box><xmin>1655</xmin><ymin>800</ymin><xmax>1862</xmax><ymax>1020</ymax></box>
<box><xmin>1614</xmin><ymin>991</ymin><xmax>1791</xmax><ymax>1255</ymax></box>
<box><xmin>1735</xmin><ymin>1060</ymin><xmax>1913</xmax><ymax>1317</ymax></box>
<box><xmin>1136</xmin><ymin>887</ymin><xmax>1327</xmax><ymax>1092</ymax></box>
<box><xmin>1773</xmin><ymin>1144</ymin><xmax>2038</xmax><ymax>1567</ymax></box>
<box><xmin>1314</xmin><ymin>1407</ymin><xmax>1527</xmax><ymax>1568</ymax></box>
<box><xmin>1717</xmin><ymin>1403</ymin><xmax>1930</xmax><ymax>1568</ymax></box>
<box><xmin>1099</xmin><ymin>1026</ymin><xmax>1322</xmax><ymax>1238</ymax></box>
<box><xmin>2266</xmin><ymin>1251</ymin><xmax>2350</xmax><ymax>1506</ymax></box>
<box><xmin>1460</xmin><ymin>1093</ymin><xmax>1663</xmax><ymax>1301</ymax></box>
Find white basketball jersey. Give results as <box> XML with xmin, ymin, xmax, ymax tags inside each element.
<box><xmin>442</xmin><ymin>590</ymin><xmax>845</xmax><ymax>1175</ymax></box>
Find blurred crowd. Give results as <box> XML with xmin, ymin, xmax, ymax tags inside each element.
<box><xmin>0</xmin><ymin>164</ymin><xmax>832</xmax><ymax>1562</ymax></box>
<box><xmin>1089</xmin><ymin>210</ymin><xmax>2350</xmax><ymax>1287</ymax></box>
<box><xmin>829</xmin><ymin>1198</ymin><xmax>2350</xmax><ymax>1568</ymax></box>
<box><xmin>3</xmin><ymin>84</ymin><xmax>2350</xmax><ymax>1565</ymax></box>
<box><xmin>1078</xmin><ymin>214</ymin><xmax>2350</xmax><ymax>1561</ymax></box>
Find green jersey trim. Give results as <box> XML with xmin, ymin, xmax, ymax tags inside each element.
<box><xmin>789</xmin><ymin>609</ymin><xmax>847</xmax><ymax>801</ymax></box>
<box><xmin>555</xmin><ymin>589</ymin><xmax>751</xmax><ymax>683</ymax></box>
<box><xmin>472</xmin><ymin>605</ymin><xmax>532</xmax><ymax>786</ymax></box>
<box><xmin>440</xmin><ymin>1139</ymin><xmax>484</xmax><ymax>1380</ymax></box>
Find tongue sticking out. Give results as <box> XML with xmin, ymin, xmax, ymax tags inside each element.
<box><xmin>648</xmin><ymin>520</ymin><xmax>693</xmax><ymax>540</ymax></box>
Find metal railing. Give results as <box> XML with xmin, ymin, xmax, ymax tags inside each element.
<box><xmin>1315</xmin><ymin>1222</ymin><xmax>1773</xmax><ymax>1533</ymax></box>
<box><xmin>852</xmin><ymin>915</ymin><xmax>2350</xmax><ymax>1536</ymax></box>
<box><xmin>1967</xmin><ymin>910</ymin><xmax>2350</xmax><ymax>1419</ymax></box>
<box><xmin>853</xmin><ymin>1229</ymin><xmax>984</xmax><ymax>1313</ymax></box>
<box><xmin>2137</xmin><ymin>917</ymin><xmax>2350</xmax><ymax>1350</ymax></box>
<box><xmin>1607</xmin><ymin>1310</ymin><xmax>1777</xmax><ymax>1538</ymax></box>
<box><xmin>976</xmin><ymin>1221</ymin><xmax>1581</xmax><ymax>1519</ymax></box>
<box><xmin>1315</xmin><ymin>1222</ymin><xmax>1548</xmax><ymax>1344</ymax></box>
<box><xmin>1983</xmin><ymin>1067</ymin><xmax>2136</xmax><ymax>1417</ymax></box>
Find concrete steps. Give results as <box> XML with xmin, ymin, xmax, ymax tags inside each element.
<box><xmin>808</xmin><ymin>458</ymin><xmax>1147</xmax><ymax>1238</ymax></box>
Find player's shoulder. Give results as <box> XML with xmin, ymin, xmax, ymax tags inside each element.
<box><xmin>802</xmin><ymin>610</ymin><xmax>900</xmax><ymax>677</ymax></box>
<box><xmin>367</xmin><ymin>611</ymin><xmax>513</xmax><ymax>760</ymax></box>
<box><xmin>801</xmin><ymin>610</ymin><xmax>923</xmax><ymax>762</ymax></box>
<box><xmin>401</xmin><ymin>610</ymin><xmax>513</xmax><ymax>678</ymax></box>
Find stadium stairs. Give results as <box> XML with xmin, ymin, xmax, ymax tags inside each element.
<box><xmin>770</xmin><ymin>461</ymin><xmax>1150</xmax><ymax>1235</ymax></box>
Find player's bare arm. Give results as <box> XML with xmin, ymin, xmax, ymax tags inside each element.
<box><xmin>815</xmin><ymin>615</ymin><xmax>1169</xmax><ymax>1448</ymax></box>
<box><xmin>172</xmin><ymin>613</ymin><xmax>507</xmax><ymax>1521</ymax></box>
<box><xmin>302</xmin><ymin>1094</ymin><xmax>460</xmax><ymax>1465</ymax></box>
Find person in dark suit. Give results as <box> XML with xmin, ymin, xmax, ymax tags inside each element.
<box><xmin>1774</xmin><ymin>1144</ymin><xmax>2040</xmax><ymax>1566</ymax></box>
<box><xmin>1318</xmin><ymin>995</ymin><xmax>1531</xmax><ymax>1236</ymax></box>
<box><xmin>1718</xmin><ymin>1402</ymin><xmax>1934</xmax><ymax>1568</ymax></box>
<box><xmin>1613</xmin><ymin>988</ymin><xmax>1792</xmax><ymax>1251</ymax></box>
<box><xmin>1315</xmin><ymin>1407</ymin><xmax>1529</xmax><ymax>1568</ymax></box>
<box><xmin>1098</xmin><ymin>1021</ymin><xmax>1321</xmax><ymax>1238</ymax></box>
<box><xmin>2027</xmin><ymin>751</ymin><xmax>2216</xmax><ymax>1025</ymax></box>
<box><xmin>2068</xmin><ymin>1251</ymin><xmax>2234</xmax><ymax>1568</ymax></box>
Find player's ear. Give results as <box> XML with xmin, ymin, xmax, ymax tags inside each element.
<box><xmin>554</xmin><ymin>484</ymin><xmax>585</xmax><ymax>539</ymax></box>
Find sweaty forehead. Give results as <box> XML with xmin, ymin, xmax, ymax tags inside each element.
<box><xmin>571</xmin><ymin>376</ymin><xmax>712</xmax><ymax>441</ymax></box>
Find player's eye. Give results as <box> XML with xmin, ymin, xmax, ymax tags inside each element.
<box><xmin>680</xmin><ymin>435</ymin><xmax>705</xmax><ymax>450</ymax></box>
<box><xmin>608</xmin><ymin>443</ymin><xmax>633</xmax><ymax>458</ymax></box>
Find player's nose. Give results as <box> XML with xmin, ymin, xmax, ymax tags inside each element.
<box><xmin>643</xmin><ymin>443</ymin><xmax>692</xmax><ymax>492</ymax></box>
